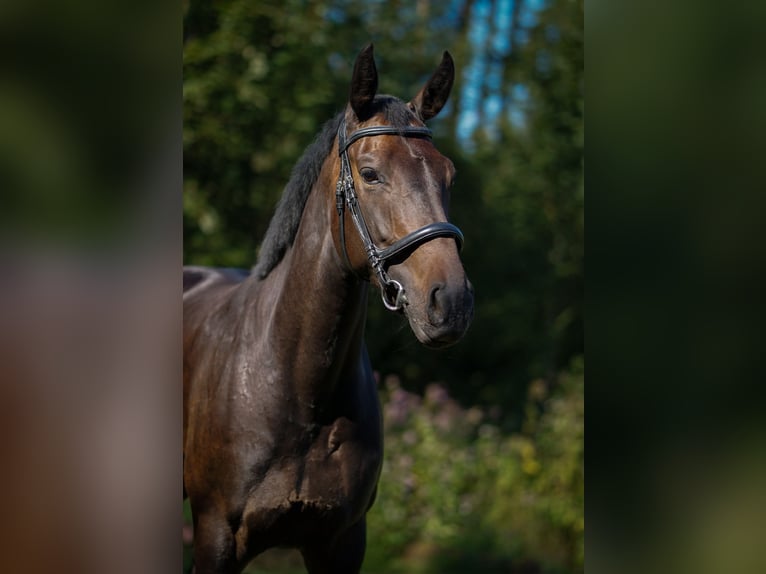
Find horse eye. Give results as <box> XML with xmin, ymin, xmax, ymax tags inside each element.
<box><xmin>360</xmin><ymin>168</ymin><xmax>379</xmax><ymax>184</ymax></box>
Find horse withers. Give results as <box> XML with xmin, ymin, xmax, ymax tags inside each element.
<box><xmin>183</xmin><ymin>44</ymin><xmax>474</xmax><ymax>573</ymax></box>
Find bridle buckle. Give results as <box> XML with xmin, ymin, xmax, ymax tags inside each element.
<box><xmin>381</xmin><ymin>277</ymin><xmax>406</xmax><ymax>311</ymax></box>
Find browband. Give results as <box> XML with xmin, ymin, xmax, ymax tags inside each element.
<box><xmin>340</xmin><ymin>125</ymin><xmax>433</xmax><ymax>153</ymax></box>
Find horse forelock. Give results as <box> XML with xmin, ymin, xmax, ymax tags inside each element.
<box><xmin>375</xmin><ymin>95</ymin><xmax>419</xmax><ymax>129</ymax></box>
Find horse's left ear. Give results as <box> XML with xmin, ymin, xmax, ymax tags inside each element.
<box><xmin>409</xmin><ymin>51</ymin><xmax>455</xmax><ymax>121</ymax></box>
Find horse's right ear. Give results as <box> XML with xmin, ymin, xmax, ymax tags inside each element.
<box><xmin>349</xmin><ymin>44</ymin><xmax>378</xmax><ymax>121</ymax></box>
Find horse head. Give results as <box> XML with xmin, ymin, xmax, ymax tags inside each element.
<box><xmin>333</xmin><ymin>44</ymin><xmax>474</xmax><ymax>348</ymax></box>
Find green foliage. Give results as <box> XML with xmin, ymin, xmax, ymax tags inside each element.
<box><xmin>184</xmin><ymin>0</ymin><xmax>344</xmax><ymax>266</ymax></box>
<box><xmin>365</xmin><ymin>359</ymin><xmax>584</xmax><ymax>573</ymax></box>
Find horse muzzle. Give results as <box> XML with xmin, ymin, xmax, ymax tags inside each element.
<box><xmin>405</xmin><ymin>277</ymin><xmax>474</xmax><ymax>348</ymax></box>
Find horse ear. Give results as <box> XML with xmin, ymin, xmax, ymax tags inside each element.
<box><xmin>409</xmin><ymin>51</ymin><xmax>455</xmax><ymax>121</ymax></box>
<box><xmin>349</xmin><ymin>43</ymin><xmax>378</xmax><ymax>121</ymax></box>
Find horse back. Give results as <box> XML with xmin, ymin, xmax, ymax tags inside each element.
<box><xmin>183</xmin><ymin>266</ymin><xmax>250</xmax><ymax>297</ymax></box>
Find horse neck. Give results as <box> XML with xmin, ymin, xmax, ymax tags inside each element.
<box><xmin>241</xmin><ymin>151</ymin><xmax>369</xmax><ymax>407</ymax></box>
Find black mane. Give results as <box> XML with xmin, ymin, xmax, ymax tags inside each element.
<box><xmin>251</xmin><ymin>113</ymin><xmax>342</xmax><ymax>279</ymax></box>
<box><xmin>252</xmin><ymin>96</ymin><xmax>419</xmax><ymax>279</ymax></box>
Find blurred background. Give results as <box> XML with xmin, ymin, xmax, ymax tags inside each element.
<box><xmin>183</xmin><ymin>0</ymin><xmax>583</xmax><ymax>572</ymax></box>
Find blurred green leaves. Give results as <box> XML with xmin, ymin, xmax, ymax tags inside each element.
<box><xmin>365</xmin><ymin>360</ymin><xmax>584</xmax><ymax>573</ymax></box>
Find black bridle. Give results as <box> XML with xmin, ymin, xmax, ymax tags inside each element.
<box><xmin>335</xmin><ymin>119</ymin><xmax>464</xmax><ymax>311</ymax></box>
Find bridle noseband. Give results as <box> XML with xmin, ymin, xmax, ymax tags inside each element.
<box><xmin>335</xmin><ymin>119</ymin><xmax>464</xmax><ymax>312</ymax></box>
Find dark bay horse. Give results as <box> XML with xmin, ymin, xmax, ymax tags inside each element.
<box><xmin>183</xmin><ymin>45</ymin><xmax>474</xmax><ymax>573</ymax></box>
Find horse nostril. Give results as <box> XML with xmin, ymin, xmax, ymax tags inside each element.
<box><xmin>427</xmin><ymin>282</ymin><xmax>447</xmax><ymax>325</ymax></box>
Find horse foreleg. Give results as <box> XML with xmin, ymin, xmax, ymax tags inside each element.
<box><xmin>300</xmin><ymin>518</ymin><xmax>367</xmax><ymax>574</ymax></box>
<box><xmin>191</xmin><ymin>511</ymin><xmax>240</xmax><ymax>574</ymax></box>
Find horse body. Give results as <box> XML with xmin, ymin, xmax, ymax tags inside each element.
<box><xmin>184</xmin><ymin>186</ymin><xmax>381</xmax><ymax>571</ymax></box>
<box><xmin>184</xmin><ymin>45</ymin><xmax>473</xmax><ymax>573</ymax></box>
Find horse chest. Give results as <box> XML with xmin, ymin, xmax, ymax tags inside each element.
<box><xmin>241</xmin><ymin>416</ymin><xmax>382</xmax><ymax>545</ymax></box>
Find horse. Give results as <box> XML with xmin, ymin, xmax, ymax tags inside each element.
<box><xmin>183</xmin><ymin>44</ymin><xmax>474</xmax><ymax>573</ymax></box>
